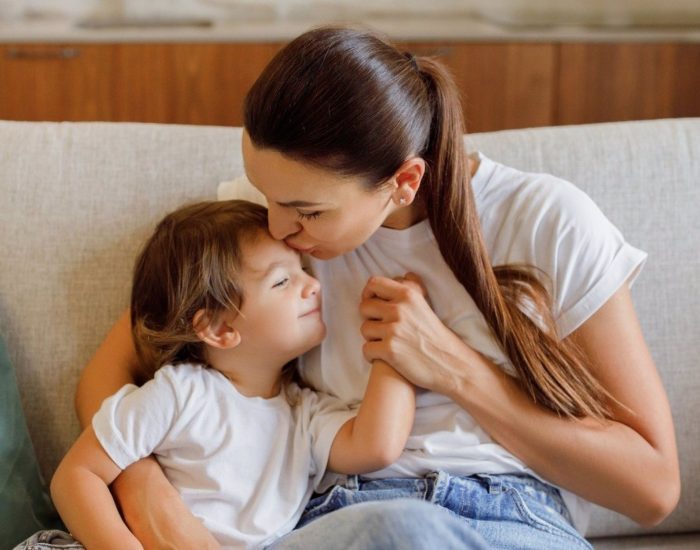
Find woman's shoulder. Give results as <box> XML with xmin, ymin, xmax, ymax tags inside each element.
<box><xmin>473</xmin><ymin>154</ymin><xmax>612</xmax><ymax>252</ymax></box>
<box><xmin>473</xmin><ymin>154</ymin><xmax>591</xmax><ymax>218</ymax></box>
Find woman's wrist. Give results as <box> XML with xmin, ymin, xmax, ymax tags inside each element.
<box><xmin>438</xmin><ymin>338</ymin><xmax>500</xmax><ymax>409</ymax></box>
<box><xmin>430</xmin><ymin>333</ymin><xmax>474</xmax><ymax>397</ymax></box>
<box><xmin>111</xmin><ymin>456</ymin><xmax>220</xmax><ymax>549</ymax></box>
<box><xmin>111</xmin><ymin>457</ymin><xmax>170</xmax><ymax>541</ymax></box>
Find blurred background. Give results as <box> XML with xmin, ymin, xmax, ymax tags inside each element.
<box><xmin>1</xmin><ymin>0</ymin><xmax>699</xmax><ymax>132</ymax></box>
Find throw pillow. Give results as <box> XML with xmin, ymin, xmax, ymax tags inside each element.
<box><xmin>0</xmin><ymin>334</ymin><xmax>64</xmax><ymax>547</ymax></box>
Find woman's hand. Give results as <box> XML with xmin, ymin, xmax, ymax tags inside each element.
<box><xmin>112</xmin><ymin>457</ymin><xmax>221</xmax><ymax>550</ymax></box>
<box><xmin>359</xmin><ymin>272</ymin><xmax>473</xmax><ymax>393</ymax></box>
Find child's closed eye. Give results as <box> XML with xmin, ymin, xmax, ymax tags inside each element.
<box><xmin>272</xmin><ymin>277</ymin><xmax>289</xmax><ymax>288</ymax></box>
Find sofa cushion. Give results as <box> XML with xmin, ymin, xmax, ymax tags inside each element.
<box><xmin>592</xmin><ymin>532</ymin><xmax>700</xmax><ymax>549</ymax></box>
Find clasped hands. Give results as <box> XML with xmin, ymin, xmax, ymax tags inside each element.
<box><xmin>359</xmin><ymin>272</ymin><xmax>471</xmax><ymax>394</ymax></box>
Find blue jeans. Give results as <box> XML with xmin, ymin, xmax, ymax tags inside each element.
<box><xmin>269</xmin><ymin>472</ymin><xmax>593</xmax><ymax>550</ymax></box>
<box><xmin>16</xmin><ymin>473</ymin><xmax>593</xmax><ymax>549</ymax></box>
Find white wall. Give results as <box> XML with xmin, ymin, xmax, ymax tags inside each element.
<box><xmin>2</xmin><ymin>0</ymin><xmax>699</xmax><ymax>25</ymax></box>
<box><xmin>2</xmin><ymin>0</ymin><xmax>481</xmax><ymax>21</ymax></box>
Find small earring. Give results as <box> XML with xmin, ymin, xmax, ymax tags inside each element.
<box><xmin>399</xmin><ymin>197</ymin><xmax>407</xmax><ymax>205</ymax></box>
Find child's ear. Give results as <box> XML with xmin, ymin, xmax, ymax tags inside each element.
<box><xmin>193</xmin><ymin>309</ymin><xmax>241</xmax><ymax>350</ymax></box>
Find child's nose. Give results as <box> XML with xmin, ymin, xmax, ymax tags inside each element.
<box><xmin>302</xmin><ymin>275</ymin><xmax>321</xmax><ymax>298</ymax></box>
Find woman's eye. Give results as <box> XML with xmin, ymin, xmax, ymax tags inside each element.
<box><xmin>272</xmin><ymin>277</ymin><xmax>289</xmax><ymax>288</ymax></box>
<box><xmin>297</xmin><ymin>210</ymin><xmax>322</xmax><ymax>221</ymax></box>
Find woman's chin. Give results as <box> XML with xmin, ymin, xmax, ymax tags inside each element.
<box><xmin>309</xmin><ymin>248</ymin><xmax>340</xmax><ymax>260</ymax></box>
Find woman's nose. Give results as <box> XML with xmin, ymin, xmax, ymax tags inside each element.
<box><xmin>267</xmin><ymin>208</ymin><xmax>301</xmax><ymax>240</ymax></box>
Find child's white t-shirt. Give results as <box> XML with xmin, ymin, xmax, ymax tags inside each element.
<box><xmin>298</xmin><ymin>153</ymin><xmax>647</xmax><ymax>533</ymax></box>
<box><xmin>92</xmin><ymin>363</ymin><xmax>354</xmax><ymax>549</ymax></box>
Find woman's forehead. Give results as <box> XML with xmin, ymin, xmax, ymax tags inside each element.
<box><xmin>242</xmin><ymin>131</ymin><xmax>361</xmax><ymax>204</ymax></box>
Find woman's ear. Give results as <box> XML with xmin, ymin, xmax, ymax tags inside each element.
<box><xmin>392</xmin><ymin>157</ymin><xmax>425</xmax><ymax>206</ymax></box>
<box><xmin>193</xmin><ymin>309</ymin><xmax>241</xmax><ymax>350</ymax></box>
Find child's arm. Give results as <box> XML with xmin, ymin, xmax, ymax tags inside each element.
<box><xmin>328</xmin><ymin>359</ymin><xmax>415</xmax><ymax>474</ymax></box>
<box><xmin>50</xmin><ymin>426</ymin><xmax>143</xmax><ymax>550</ymax></box>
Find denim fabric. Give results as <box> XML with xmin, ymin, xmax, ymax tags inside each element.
<box><xmin>269</xmin><ymin>499</ymin><xmax>490</xmax><ymax>550</ymax></box>
<box><xmin>16</xmin><ymin>475</ymin><xmax>592</xmax><ymax>550</ymax></box>
<box><xmin>12</xmin><ymin>529</ymin><xmax>84</xmax><ymax>550</ymax></box>
<box><xmin>275</xmin><ymin>472</ymin><xmax>592</xmax><ymax>550</ymax></box>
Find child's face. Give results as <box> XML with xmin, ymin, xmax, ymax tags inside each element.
<box><xmin>231</xmin><ymin>232</ymin><xmax>326</xmax><ymax>361</ymax></box>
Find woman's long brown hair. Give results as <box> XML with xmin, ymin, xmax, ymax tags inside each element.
<box><xmin>244</xmin><ymin>26</ymin><xmax>614</xmax><ymax>419</ymax></box>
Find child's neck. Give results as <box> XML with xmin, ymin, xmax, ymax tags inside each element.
<box><xmin>206</xmin><ymin>347</ymin><xmax>285</xmax><ymax>399</ymax></box>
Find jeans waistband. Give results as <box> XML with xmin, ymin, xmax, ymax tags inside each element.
<box><xmin>346</xmin><ymin>471</ymin><xmax>573</xmax><ymax>525</ymax></box>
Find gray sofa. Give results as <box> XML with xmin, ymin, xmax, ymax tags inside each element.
<box><xmin>1</xmin><ymin>119</ymin><xmax>698</xmax><ymax>548</ymax></box>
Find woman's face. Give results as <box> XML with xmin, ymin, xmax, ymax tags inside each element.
<box><xmin>242</xmin><ymin>131</ymin><xmax>397</xmax><ymax>260</ymax></box>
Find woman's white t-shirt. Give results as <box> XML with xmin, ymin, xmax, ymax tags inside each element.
<box><xmin>299</xmin><ymin>153</ymin><xmax>647</xmax><ymax>533</ymax></box>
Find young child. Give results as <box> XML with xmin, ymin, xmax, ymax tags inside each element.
<box><xmin>49</xmin><ymin>200</ymin><xmax>416</xmax><ymax>550</ymax></box>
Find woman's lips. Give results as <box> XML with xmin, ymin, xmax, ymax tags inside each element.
<box><xmin>285</xmin><ymin>240</ymin><xmax>314</xmax><ymax>253</ymax></box>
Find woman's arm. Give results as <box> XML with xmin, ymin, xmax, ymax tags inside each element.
<box><xmin>360</xmin><ymin>278</ymin><xmax>680</xmax><ymax>527</ymax></box>
<box><xmin>328</xmin><ymin>360</ymin><xmax>415</xmax><ymax>474</ymax></box>
<box><xmin>76</xmin><ymin>309</ymin><xmax>219</xmax><ymax>549</ymax></box>
<box><xmin>51</xmin><ymin>427</ymin><xmax>143</xmax><ymax>550</ymax></box>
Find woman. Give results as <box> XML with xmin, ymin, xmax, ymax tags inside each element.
<box><xmin>76</xmin><ymin>26</ymin><xmax>679</xmax><ymax>549</ymax></box>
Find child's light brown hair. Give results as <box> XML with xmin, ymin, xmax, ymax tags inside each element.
<box><xmin>130</xmin><ymin>200</ymin><xmax>301</xmax><ymax>393</ymax></box>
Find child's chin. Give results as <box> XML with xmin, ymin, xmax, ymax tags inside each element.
<box><xmin>305</xmin><ymin>324</ymin><xmax>327</xmax><ymax>352</ymax></box>
<box><xmin>317</xmin><ymin>321</ymin><xmax>327</xmax><ymax>342</ymax></box>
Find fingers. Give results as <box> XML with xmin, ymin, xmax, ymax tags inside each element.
<box><xmin>360</xmin><ymin>319</ymin><xmax>387</xmax><ymax>341</ymax></box>
<box><xmin>403</xmin><ymin>272</ymin><xmax>428</xmax><ymax>297</ymax></box>
<box><xmin>362</xmin><ymin>340</ymin><xmax>387</xmax><ymax>364</ymax></box>
<box><xmin>361</xmin><ymin>276</ymin><xmax>405</xmax><ymax>300</ymax></box>
<box><xmin>359</xmin><ymin>297</ymin><xmax>400</xmax><ymax>322</ymax></box>
<box><xmin>362</xmin><ymin>274</ymin><xmax>423</xmax><ymax>301</ymax></box>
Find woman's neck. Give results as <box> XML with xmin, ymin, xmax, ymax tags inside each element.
<box><xmin>382</xmin><ymin>200</ymin><xmax>427</xmax><ymax>229</ymax></box>
<box><xmin>381</xmin><ymin>156</ymin><xmax>480</xmax><ymax>229</ymax></box>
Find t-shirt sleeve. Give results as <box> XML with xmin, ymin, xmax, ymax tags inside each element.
<box><xmin>217</xmin><ymin>175</ymin><xmax>266</xmax><ymax>205</ymax></box>
<box><xmin>91</xmin><ymin>370</ymin><xmax>179</xmax><ymax>470</ymax></box>
<box><xmin>504</xmin><ymin>174</ymin><xmax>647</xmax><ymax>338</ymax></box>
<box><xmin>298</xmin><ymin>388</ymin><xmax>356</xmax><ymax>489</ymax></box>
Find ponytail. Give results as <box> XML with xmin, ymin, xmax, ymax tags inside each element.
<box><xmin>418</xmin><ymin>57</ymin><xmax>613</xmax><ymax>419</ymax></box>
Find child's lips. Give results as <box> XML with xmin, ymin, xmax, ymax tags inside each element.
<box><xmin>299</xmin><ymin>306</ymin><xmax>321</xmax><ymax>318</ymax></box>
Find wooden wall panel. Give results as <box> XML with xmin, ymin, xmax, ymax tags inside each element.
<box><xmin>671</xmin><ymin>44</ymin><xmax>700</xmax><ymax>118</ymax></box>
<box><xmin>0</xmin><ymin>43</ymin><xmax>283</xmax><ymax>125</ymax></box>
<box><xmin>2</xmin><ymin>41</ymin><xmax>698</xmax><ymax>130</ymax></box>
<box><xmin>401</xmin><ymin>42</ymin><xmax>557</xmax><ymax>132</ymax></box>
<box><xmin>0</xmin><ymin>44</ymin><xmax>112</xmax><ymax>121</ymax></box>
<box><xmin>557</xmin><ymin>43</ymin><xmax>700</xmax><ymax>125</ymax></box>
<box><xmin>106</xmin><ymin>43</ymin><xmax>283</xmax><ymax>125</ymax></box>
